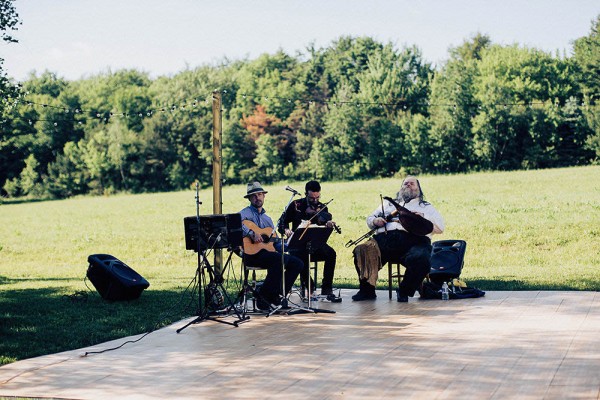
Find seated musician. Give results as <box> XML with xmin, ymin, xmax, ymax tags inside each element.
<box><xmin>240</xmin><ymin>181</ymin><xmax>303</xmax><ymax>309</ymax></box>
<box><xmin>278</xmin><ymin>180</ymin><xmax>339</xmax><ymax>299</ymax></box>
<box><xmin>352</xmin><ymin>176</ymin><xmax>445</xmax><ymax>302</ymax></box>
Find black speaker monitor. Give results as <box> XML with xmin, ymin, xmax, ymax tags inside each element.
<box><xmin>428</xmin><ymin>239</ymin><xmax>467</xmax><ymax>283</ymax></box>
<box><xmin>87</xmin><ymin>254</ymin><xmax>150</xmax><ymax>301</ymax></box>
<box><xmin>183</xmin><ymin>213</ymin><xmax>243</xmax><ymax>252</ymax></box>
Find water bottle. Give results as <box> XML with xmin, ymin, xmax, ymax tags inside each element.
<box><xmin>310</xmin><ymin>291</ymin><xmax>319</xmax><ymax>303</ymax></box>
<box><xmin>441</xmin><ymin>282</ymin><xmax>449</xmax><ymax>301</ymax></box>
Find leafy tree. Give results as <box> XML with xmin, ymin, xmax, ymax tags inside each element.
<box><xmin>428</xmin><ymin>57</ymin><xmax>479</xmax><ymax>172</ymax></box>
<box><xmin>573</xmin><ymin>15</ymin><xmax>600</xmax><ymax>100</ymax></box>
<box><xmin>573</xmin><ymin>15</ymin><xmax>600</xmax><ymax>161</ymax></box>
<box><xmin>472</xmin><ymin>45</ymin><xmax>579</xmax><ymax>169</ymax></box>
<box><xmin>22</xmin><ymin>73</ymin><xmax>84</xmax><ymax>168</ymax></box>
<box><xmin>234</xmin><ymin>51</ymin><xmax>305</xmax><ymax>120</ymax></box>
<box><xmin>321</xmin><ymin>85</ymin><xmax>366</xmax><ymax>179</ymax></box>
<box><xmin>0</xmin><ymin>0</ymin><xmax>20</xmax><ymax>44</ymax></box>
<box><xmin>1</xmin><ymin>72</ymin><xmax>85</xmax><ymax>197</ymax></box>
<box><xmin>147</xmin><ymin>66</ymin><xmax>229</xmax><ymax>189</ymax></box>
<box><xmin>73</xmin><ymin>70</ymin><xmax>152</xmax><ymax>133</ymax></box>
<box><xmin>285</xmin><ymin>102</ymin><xmax>327</xmax><ymax>178</ymax></box>
<box><xmin>45</xmin><ymin>141</ymin><xmax>89</xmax><ymax>198</ymax></box>
<box><xmin>317</xmin><ymin>36</ymin><xmax>384</xmax><ymax>95</ymax></box>
<box><xmin>17</xmin><ymin>154</ymin><xmax>44</xmax><ymax>197</ymax></box>
<box><xmin>449</xmin><ymin>33</ymin><xmax>492</xmax><ymax>62</ymax></box>
<box><xmin>0</xmin><ymin>102</ymin><xmax>37</xmax><ymax>193</ymax></box>
<box><xmin>425</xmin><ymin>34</ymin><xmax>492</xmax><ymax>172</ymax></box>
<box><xmin>2</xmin><ymin>29</ymin><xmax>599</xmax><ymax>198</ymax></box>
<box><xmin>353</xmin><ymin>44</ymin><xmax>432</xmax><ymax>175</ymax></box>
<box><xmin>396</xmin><ymin>112</ymin><xmax>431</xmax><ymax>174</ymax></box>
<box><xmin>0</xmin><ymin>0</ymin><xmax>22</xmax><ymax>193</ymax></box>
<box><xmin>223</xmin><ymin>118</ymin><xmax>255</xmax><ymax>183</ymax></box>
<box><xmin>0</xmin><ymin>0</ymin><xmax>21</xmax><ymax>104</ymax></box>
<box><xmin>254</xmin><ymin>134</ymin><xmax>282</xmax><ymax>182</ymax></box>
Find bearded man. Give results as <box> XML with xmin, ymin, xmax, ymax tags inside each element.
<box><xmin>351</xmin><ymin>176</ymin><xmax>445</xmax><ymax>302</ymax></box>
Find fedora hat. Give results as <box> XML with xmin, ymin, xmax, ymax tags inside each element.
<box><xmin>244</xmin><ymin>181</ymin><xmax>268</xmax><ymax>198</ymax></box>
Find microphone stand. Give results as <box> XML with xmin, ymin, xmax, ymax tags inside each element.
<box><xmin>286</xmin><ymin>226</ymin><xmax>336</xmax><ymax>315</ymax></box>
<box><xmin>268</xmin><ymin>190</ymin><xmax>313</xmax><ymax>316</ymax></box>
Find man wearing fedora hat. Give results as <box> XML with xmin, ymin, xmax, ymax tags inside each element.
<box><xmin>240</xmin><ymin>181</ymin><xmax>304</xmax><ymax>309</ymax></box>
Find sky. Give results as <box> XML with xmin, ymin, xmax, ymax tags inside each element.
<box><xmin>2</xmin><ymin>0</ymin><xmax>599</xmax><ymax>82</ymax></box>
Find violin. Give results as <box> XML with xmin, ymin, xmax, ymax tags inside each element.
<box><xmin>305</xmin><ymin>200</ymin><xmax>341</xmax><ymax>234</ymax></box>
<box><xmin>332</xmin><ymin>223</ymin><xmax>342</xmax><ymax>234</ymax></box>
<box><xmin>301</xmin><ymin>216</ymin><xmax>342</xmax><ymax>234</ymax></box>
<box><xmin>294</xmin><ymin>199</ymin><xmax>342</xmax><ymax>242</ymax></box>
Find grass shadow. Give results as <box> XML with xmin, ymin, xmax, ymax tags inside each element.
<box><xmin>468</xmin><ymin>278</ymin><xmax>600</xmax><ymax>291</ymax></box>
<box><xmin>1</xmin><ymin>196</ymin><xmax>64</xmax><ymax>205</ymax></box>
<box><xmin>0</xmin><ymin>286</ymin><xmax>194</xmax><ymax>365</ymax></box>
<box><xmin>0</xmin><ymin>276</ymin><xmax>82</xmax><ymax>285</ymax></box>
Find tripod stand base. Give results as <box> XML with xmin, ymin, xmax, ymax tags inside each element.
<box><xmin>286</xmin><ymin>306</ymin><xmax>336</xmax><ymax>315</ymax></box>
<box><xmin>178</xmin><ymin>250</ymin><xmax>251</xmax><ymax>333</ymax></box>
<box><xmin>177</xmin><ymin>309</ymin><xmax>250</xmax><ymax>332</ymax></box>
<box><xmin>281</xmin><ymin>294</ymin><xmax>337</xmax><ymax>315</ymax></box>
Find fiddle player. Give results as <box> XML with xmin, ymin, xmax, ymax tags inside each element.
<box><xmin>278</xmin><ymin>180</ymin><xmax>339</xmax><ymax>299</ymax></box>
<box><xmin>352</xmin><ymin>176</ymin><xmax>444</xmax><ymax>302</ymax></box>
<box><xmin>240</xmin><ymin>181</ymin><xmax>304</xmax><ymax>310</ymax></box>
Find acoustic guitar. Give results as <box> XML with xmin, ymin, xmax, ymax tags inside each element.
<box><xmin>242</xmin><ymin>220</ymin><xmax>279</xmax><ymax>255</ymax></box>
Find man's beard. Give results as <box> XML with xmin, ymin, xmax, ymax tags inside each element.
<box><xmin>399</xmin><ymin>187</ymin><xmax>418</xmax><ymax>203</ymax></box>
<box><xmin>252</xmin><ymin>199</ymin><xmax>263</xmax><ymax>208</ymax></box>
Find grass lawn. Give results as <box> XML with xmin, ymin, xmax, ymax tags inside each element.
<box><xmin>1</xmin><ymin>165</ymin><xmax>599</xmax><ymax>364</ymax></box>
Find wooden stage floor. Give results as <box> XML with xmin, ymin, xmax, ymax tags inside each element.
<box><xmin>0</xmin><ymin>290</ymin><xmax>598</xmax><ymax>399</ymax></box>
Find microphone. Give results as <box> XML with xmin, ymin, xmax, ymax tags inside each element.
<box><xmin>285</xmin><ymin>185</ymin><xmax>301</xmax><ymax>196</ymax></box>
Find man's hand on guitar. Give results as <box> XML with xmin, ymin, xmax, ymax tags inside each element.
<box><xmin>251</xmin><ymin>231</ymin><xmax>264</xmax><ymax>243</ymax></box>
<box><xmin>242</xmin><ymin>220</ymin><xmax>278</xmax><ymax>255</ymax></box>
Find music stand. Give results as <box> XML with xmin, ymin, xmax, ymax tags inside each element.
<box><xmin>178</xmin><ymin>210</ymin><xmax>249</xmax><ymax>333</ymax></box>
<box><xmin>286</xmin><ymin>225</ymin><xmax>336</xmax><ymax>315</ymax></box>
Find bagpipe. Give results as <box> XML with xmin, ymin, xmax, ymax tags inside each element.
<box><xmin>345</xmin><ymin>195</ymin><xmax>433</xmax><ymax>248</ymax></box>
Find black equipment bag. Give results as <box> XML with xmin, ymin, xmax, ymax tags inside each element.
<box><xmin>428</xmin><ymin>239</ymin><xmax>467</xmax><ymax>284</ymax></box>
<box><xmin>419</xmin><ymin>279</ymin><xmax>485</xmax><ymax>300</ymax></box>
<box><xmin>87</xmin><ymin>254</ymin><xmax>149</xmax><ymax>301</ymax></box>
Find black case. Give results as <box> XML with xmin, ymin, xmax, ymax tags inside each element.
<box><xmin>87</xmin><ymin>254</ymin><xmax>149</xmax><ymax>301</ymax></box>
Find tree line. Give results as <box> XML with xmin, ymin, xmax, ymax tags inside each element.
<box><xmin>1</xmin><ymin>14</ymin><xmax>598</xmax><ymax>199</ymax></box>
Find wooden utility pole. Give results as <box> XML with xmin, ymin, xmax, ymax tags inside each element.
<box><xmin>212</xmin><ymin>90</ymin><xmax>223</xmax><ymax>273</ymax></box>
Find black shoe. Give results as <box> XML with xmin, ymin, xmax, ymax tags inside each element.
<box><xmin>327</xmin><ymin>293</ymin><xmax>342</xmax><ymax>303</ymax></box>
<box><xmin>352</xmin><ymin>290</ymin><xmax>377</xmax><ymax>301</ymax></box>
<box><xmin>256</xmin><ymin>297</ymin><xmax>272</xmax><ymax>311</ymax></box>
<box><xmin>396</xmin><ymin>288</ymin><xmax>408</xmax><ymax>302</ymax></box>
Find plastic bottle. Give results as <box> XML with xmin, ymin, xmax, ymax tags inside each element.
<box><xmin>311</xmin><ymin>291</ymin><xmax>319</xmax><ymax>303</ymax></box>
<box><xmin>441</xmin><ymin>282</ymin><xmax>449</xmax><ymax>301</ymax></box>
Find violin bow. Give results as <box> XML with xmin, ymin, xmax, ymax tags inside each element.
<box><xmin>298</xmin><ymin>198</ymin><xmax>334</xmax><ymax>241</ymax></box>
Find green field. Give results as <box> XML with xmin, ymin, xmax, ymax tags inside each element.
<box><xmin>1</xmin><ymin>166</ymin><xmax>599</xmax><ymax>364</ymax></box>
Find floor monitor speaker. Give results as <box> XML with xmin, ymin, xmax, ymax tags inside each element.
<box><xmin>87</xmin><ymin>254</ymin><xmax>149</xmax><ymax>301</ymax></box>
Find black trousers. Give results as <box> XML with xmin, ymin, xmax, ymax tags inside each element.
<box><xmin>244</xmin><ymin>249</ymin><xmax>303</xmax><ymax>303</ymax></box>
<box><xmin>290</xmin><ymin>243</ymin><xmax>336</xmax><ymax>291</ymax></box>
<box><xmin>373</xmin><ymin>230</ymin><xmax>432</xmax><ymax>297</ymax></box>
